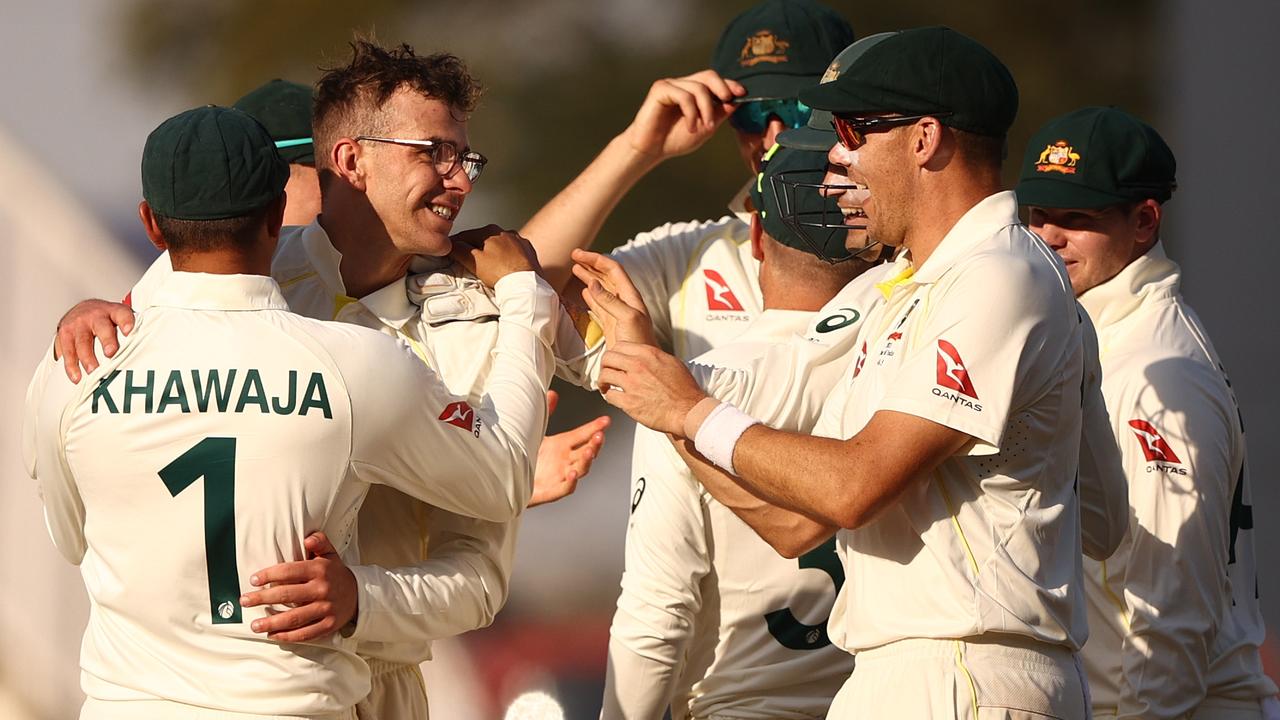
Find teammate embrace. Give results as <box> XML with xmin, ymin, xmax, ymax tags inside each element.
<box><xmin>25</xmin><ymin>1</ymin><xmax>1280</xmax><ymax>719</ymax></box>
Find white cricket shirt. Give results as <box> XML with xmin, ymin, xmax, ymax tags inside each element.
<box><xmin>23</xmin><ymin>270</ymin><xmax>554</xmax><ymax>717</ymax></box>
<box><xmin>817</xmin><ymin>192</ymin><xmax>1090</xmax><ymax>652</ymax></box>
<box><xmin>604</xmin><ymin>309</ymin><xmax>870</xmax><ymax>720</ymax></box>
<box><xmin>129</xmin><ymin>221</ymin><xmax>570</xmax><ymax>666</ymax></box>
<box><xmin>1075</xmin><ymin>244</ymin><xmax>1277</xmax><ymax>718</ymax></box>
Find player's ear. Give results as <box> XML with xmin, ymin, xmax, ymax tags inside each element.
<box><xmin>1133</xmin><ymin>198</ymin><xmax>1161</xmax><ymax>248</ymax></box>
<box><xmin>331</xmin><ymin>137</ymin><xmax>366</xmax><ymax>192</ymax></box>
<box><xmin>915</xmin><ymin>117</ymin><xmax>953</xmax><ymax>171</ymax></box>
<box><xmin>749</xmin><ymin>213</ymin><xmax>765</xmax><ymax>262</ymax></box>
<box><xmin>138</xmin><ymin>201</ymin><xmax>167</xmax><ymax>251</ymax></box>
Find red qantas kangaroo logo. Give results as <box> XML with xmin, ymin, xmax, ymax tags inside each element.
<box><xmin>1128</xmin><ymin>420</ymin><xmax>1182</xmax><ymax>463</ymax></box>
<box><xmin>439</xmin><ymin>401</ymin><xmax>476</xmax><ymax>431</ymax></box>
<box><xmin>935</xmin><ymin>340</ymin><xmax>978</xmax><ymax>399</ymax></box>
<box><xmin>853</xmin><ymin>341</ymin><xmax>867</xmax><ymax>378</ymax></box>
<box><xmin>703</xmin><ymin>270</ymin><xmax>745</xmax><ymax>312</ymax></box>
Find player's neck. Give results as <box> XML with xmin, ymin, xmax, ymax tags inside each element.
<box><xmin>318</xmin><ymin>210</ymin><xmax>412</xmax><ymax>299</ymax></box>
<box><xmin>903</xmin><ymin>177</ymin><xmax>1002</xmax><ymax>269</ymax></box>
<box><xmin>169</xmin><ymin>246</ymin><xmax>273</xmax><ymax>277</ymax></box>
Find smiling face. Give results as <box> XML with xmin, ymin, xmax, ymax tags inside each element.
<box><xmin>357</xmin><ymin>89</ymin><xmax>474</xmax><ymax>257</ymax></box>
<box><xmin>826</xmin><ymin>123</ymin><xmax>915</xmax><ymax>250</ymax></box>
<box><xmin>817</xmin><ymin>165</ymin><xmax>872</xmax><ymax>255</ymax></box>
<box><xmin>1027</xmin><ymin>200</ymin><xmax>1159</xmax><ymax>296</ymax></box>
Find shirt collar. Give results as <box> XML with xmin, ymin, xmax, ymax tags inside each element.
<box><xmin>729</xmin><ymin>178</ymin><xmax>755</xmax><ymax>225</ymax></box>
<box><xmin>357</xmin><ymin>275</ymin><xmax>418</xmax><ymax>329</ymax></box>
<box><xmin>148</xmin><ymin>271</ymin><xmax>290</xmax><ymax>312</ymax></box>
<box><xmin>300</xmin><ymin>218</ymin><xmax>347</xmax><ymax>296</ymax></box>
<box><xmin>908</xmin><ymin>191</ymin><xmax>1022</xmax><ymax>285</ymax></box>
<box><xmin>1077</xmin><ymin>242</ymin><xmax>1181</xmax><ymax>330</ymax></box>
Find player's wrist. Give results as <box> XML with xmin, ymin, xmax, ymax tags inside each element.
<box><xmin>682</xmin><ymin>396</ymin><xmax>719</xmax><ymax>440</ymax></box>
<box><xmin>689</xmin><ymin>400</ymin><xmax>759</xmax><ymax>475</ymax></box>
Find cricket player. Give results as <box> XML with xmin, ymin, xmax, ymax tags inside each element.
<box><xmin>585</xmin><ymin>27</ymin><xmax>1095</xmax><ymax>718</ymax></box>
<box><xmin>600</xmin><ymin>145</ymin><xmax>889</xmax><ymax>720</ymax></box>
<box><xmin>22</xmin><ymin>106</ymin><xmax>555</xmax><ymax>719</ymax></box>
<box><xmin>1017</xmin><ymin>107</ymin><xmax>1280</xmax><ymax>719</ymax></box>
<box><xmin>522</xmin><ymin>0</ymin><xmax>855</xmax><ymax>344</ymax></box>
<box><xmin>51</xmin><ymin>42</ymin><xmax>606</xmax><ymax>719</ymax></box>
<box><xmin>232</xmin><ymin>78</ymin><xmax>322</xmax><ymax>226</ymax></box>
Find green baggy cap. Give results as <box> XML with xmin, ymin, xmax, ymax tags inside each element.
<box><xmin>1015</xmin><ymin>106</ymin><xmax>1176</xmax><ymax>209</ymax></box>
<box><xmin>142</xmin><ymin>105</ymin><xmax>289</xmax><ymax>221</ymax></box>
<box><xmin>233</xmin><ymin>79</ymin><xmax>315</xmax><ymax>165</ymax></box>
<box><xmin>778</xmin><ymin>31</ymin><xmax>900</xmax><ymax>151</ymax></box>
<box><xmin>750</xmin><ymin>144</ymin><xmax>849</xmax><ymax>260</ymax></box>
<box><xmin>711</xmin><ymin>0</ymin><xmax>853</xmax><ymax>100</ymax></box>
<box><xmin>800</xmin><ymin>26</ymin><xmax>1018</xmax><ymax>137</ymax></box>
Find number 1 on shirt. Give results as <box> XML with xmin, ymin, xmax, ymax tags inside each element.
<box><xmin>159</xmin><ymin>437</ymin><xmax>242</xmax><ymax>624</ymax></box>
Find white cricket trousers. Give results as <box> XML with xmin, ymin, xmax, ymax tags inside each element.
<box><xmin>80</xmin><ymin>698</ymin><xmax>356</xmax><ymax>719</ymax></box>
<box><xmin>827</xmin><ymin>636</ymin><xmax>1089</xmax><ymax>719</ymax></box>
<box><xmin>354</xmin><ymin>657</ymin><xmax>429</xmax><ymax>720</ymax></box>
<box><xmin>1095</xmin><ymin>695</ymin><xmax>1279</xmax><ymax>720</ymax></box>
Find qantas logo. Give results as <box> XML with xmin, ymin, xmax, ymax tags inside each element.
<box><xmin>935</xmin><ymin>340</ymin><xmax>978</xmax><ymax>399</ymax></box>
<box><xmin>887</xmin><ymin>331</ymin><xmax>903</xmax><ymax>342</ymax></box>
<box><xmin>853</xmin><ymin>341</ymin><xmax>867</xmax><ymax>378</ymax></box>
<box><xmin>439</xmin><ymin>401</ymin><xmax>480</xmax><ymax>436</ymax></box>
<box><xmin>703</xmin><ymin>270</ymin><xmax>745</xmax><ymax>312</ymax></box>
<box><xmin>1128</xmin><ymin>420</ymin><xmax>1182</xmax><ymax>464</ymax></box>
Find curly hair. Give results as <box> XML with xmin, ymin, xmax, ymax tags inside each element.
<box><xmin>312</xmin><ymin>40</ymin><xmax>483</xmax><ymax>171</ymax></box>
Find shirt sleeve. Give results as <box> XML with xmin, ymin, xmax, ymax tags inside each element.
<box><xmin>23</xmin><ymin>347</ymin><xmax>88</xmax><ymax>564</ymax></box>
<box><xmin>349</xmin><ymin>510</ymin><xmax>515</xmax><ymax>657</ymax></box>
<box><xmin>688</xmin><ymin>271</ymin><xmax>883</xmax><ymax>431</ymax></box>
<box><xmin>877</xmin><ymin>254</ymin><xmax>1068</xmax><ymax>452</ymax></box>
<box><xmin>601</xmin><ymin>434</ymin><xmax>711</xmax><ymax>720</ymax></box>
<box><xmin>1113</xmin><ymin>356</ymin><xmax>1237</xmax><ymax>720</ymax></box>
<box><xmin>346</xmin><ymin>271</ymin><xmax>557</xmax><ymax>522</ymax></box>
<box><xmin>1077</xmin><ymin>308</ymin><xmax>1128</xmax><ymax>561</ymax></box>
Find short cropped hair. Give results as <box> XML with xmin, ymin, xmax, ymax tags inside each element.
<box><xmin>312</xmin><ymin>40</ymin><xmax>483</xmax><ymax>172</ymax></box>
<box><xmin>153</xmin><ymin>205</ymin><xmax>271</xmax><ymax>254</ymax></box>
<box><xmin>952</xmin><ymin>128</ymin><xmax>1007</xmax><ymax>171</ymax></box>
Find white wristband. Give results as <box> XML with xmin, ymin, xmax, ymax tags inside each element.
<box><xmin>693</xmin><ymin>401</ymin><xmax>759</xmax><ymax>476</ymax></box>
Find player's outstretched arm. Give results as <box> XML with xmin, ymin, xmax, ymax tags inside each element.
<box><xmin>519</xmin><ymin>71</ymin><xmax>743</xmax><ymax>291</ymax></box>
<box><xmin>596</xmin><ymin>340</ymin><xmax>972</xmax><ymax>529</ymax></box>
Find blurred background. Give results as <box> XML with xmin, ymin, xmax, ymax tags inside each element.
<box><xmin>1</xmin><ymin>0</ymin><xmax>1277</xmax><ymax>717</ymax></box>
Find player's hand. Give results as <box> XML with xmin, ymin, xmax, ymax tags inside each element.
<box><xmin>53</xmin><ymin>299</ymin><xmax>135</xmax><ymax>383</ymax></box>
<box><xmin>623</xmin><ymin>70</ymin><xmax>744</xmax><ymax>161</ymax></box>
<box><xmin>598</xmin><ymin>342</ymin><xmax>708</xmax><ymax>436</ymax></box>
<box><xmin>573</xmin><ymin>249</ymin><xmax>658</xmax><ymax>348</ymax></box>
<box><xmin>530</xmin><ymin>390</ymin><xmax>610</xmax><ymax>507</ymax></box>
<box><xmin>449</xmin><ymin>225</ymin><xmax>544</xmax><ymax>287</ymax></box>
<box><xmin>241</xmin><ymin>532</ymin><xmax>358</xmax><ymax>643</ymax></box>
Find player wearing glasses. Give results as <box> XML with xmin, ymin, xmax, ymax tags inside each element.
<box><xmin>47</xmin><ymin>41</ymin><xmax>607</xmax><ymax>720</ymax></box>
<box><xmin>584</xmin><ymin>27</ymin><xmax>1098</xmax><ymax>718</ymax></box>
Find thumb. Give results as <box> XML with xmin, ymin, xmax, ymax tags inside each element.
<box><xmin>448</xmin><ymin>240</ymin><xmax>478</xmax><ymax>275</ymax></box>
<box><xmin>304</xmin><ymin>531</ymin><xmax>337</xmax><ymax>557</ymax></box>
<box><xmin>546</xmin><ymin>389</ymin><xmax>560</xmax><ymax>417</ymax></box>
